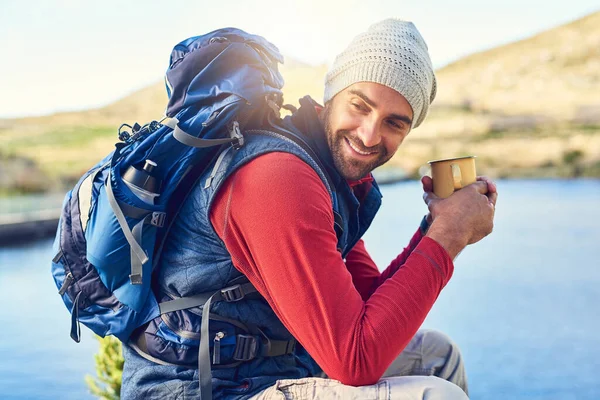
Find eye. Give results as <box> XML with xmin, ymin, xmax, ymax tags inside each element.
<box><xmin>386</xmin><ymin>119</ymin><xmax>402</xmax><ymax>130</ymax></box>
<box><xmin>351</xmin><ymin>102</ymin><xmax>368</xmax><ymax>113</ymax></box>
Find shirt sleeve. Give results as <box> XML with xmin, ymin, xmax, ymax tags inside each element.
<box><xmin>344</xmin><ymin>228</ymin><xmax>425</xmax><ymax>301</ymax></box>
<box><xmin>209</xmin><ymin>152</ymin><xmax>454</xmax><ymax>386</ymax></box>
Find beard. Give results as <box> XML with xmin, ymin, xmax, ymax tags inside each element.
<box><xmin>323</xmin><ymin>105</ymin><xmax>391</xmax><ymax>181</ymax></box>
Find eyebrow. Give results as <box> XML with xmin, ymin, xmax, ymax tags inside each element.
<box><xmin>348</xmin><ymin>89</ymin><xmax>413</xmax><ymax>126</ymax></box>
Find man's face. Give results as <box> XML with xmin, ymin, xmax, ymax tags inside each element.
<box><xmin>323</xmin><ymin>82</ymin><xmax>413</xmax><ymax>181</ymax></box>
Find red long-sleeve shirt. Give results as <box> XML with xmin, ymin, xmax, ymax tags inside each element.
<box><xmin>209</xmin><ymin>152</ymin><xmax>454</xmax><ymax>386</ymax></box>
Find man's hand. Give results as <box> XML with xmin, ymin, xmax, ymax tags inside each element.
<box><xmin>421</xmin><ymin>175</ymin><xmax>498</xmax><ymax>259</ymax></box>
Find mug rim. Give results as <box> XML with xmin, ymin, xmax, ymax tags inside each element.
<box><xmin>428</xmin><ymin>155</ymin><xmax>476</xmax><ymax>164</ymax></box>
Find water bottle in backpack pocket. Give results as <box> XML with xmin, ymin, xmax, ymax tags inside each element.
<box><xmin>51</xmin><ymin>150</ymin><xmax>164</xmax><ymax>342</ymax></box>
<box><xmin>85</xmin><ymin>160</ymin><xmax>163</xmax><ymax>311</ymax></box>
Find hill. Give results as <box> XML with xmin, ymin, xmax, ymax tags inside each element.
<box><xmin>1</xmin><ymin>12</ymin><xmax>599</xmax><ymax>194</ymax></box>
<box><xmin>392</xmin><ymin>11</ymin><xmax>600</xmax><ymax>177</ymax></box>
<box><xmin>435</xmin><ymin>11</ymin><xmax>600</xmax><ymax>119</ymax></box>
<box><xmin>0</xmin><ymin>59</ymin><xmax>327</xmax><ymax>193</ymax></box>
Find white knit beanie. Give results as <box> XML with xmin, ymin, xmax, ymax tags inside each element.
<box><xmin>324</xmin><ymin>19</ymin><xmax>437</xmax><ymax>128</ymax></box>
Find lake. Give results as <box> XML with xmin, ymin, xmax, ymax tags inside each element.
<box><xmin>1</xmin><ymin>179</ymin><xmax>599</xmax><ymax>399</ymax></box>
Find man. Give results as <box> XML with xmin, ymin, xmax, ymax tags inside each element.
<box><xmin>121</xmin><ymin>19</ymin><xmax>497</xmax><ymax>399</ymax></box>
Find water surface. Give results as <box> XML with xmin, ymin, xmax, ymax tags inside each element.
<box><xmin>1</xmin><ymin>179</ymin><xmax>599</xmax><ymax>399</ymax></box>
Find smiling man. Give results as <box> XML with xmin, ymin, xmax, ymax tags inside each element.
<box><xmin>122</xmin><ymin>19</ymin><xmax>496</xmax><ymax>400</ymax></box>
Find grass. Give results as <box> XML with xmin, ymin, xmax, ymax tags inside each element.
<box><xmin>578</xmin><ymin>124</ymin><xmax>600</xmax><ymax>132</ymax></box>
<box><xmin>3</xmin><ymin>125</ymin><xmax>114</xmax><ymax>148</ymax></box>
<box><xmin>3</xmin><ymin>125</ymin><xmax>117</xmax><ymax>183</ymax></box>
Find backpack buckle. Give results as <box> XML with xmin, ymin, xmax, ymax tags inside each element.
<box><xmin>230</xmin><ymin>121</ymin><xmax>244</xmax><ymax>150</ymax></box>
<box><xmin>232</xmin><ymin>334</ymin><xmax>258</xmax><ymax>361</ymax></box>
<box><xmin>129</xmin><ymin>273</ymin><xmax>143</xmax><ymax>285</ymax></box>
<box><xmin>220</xmin><ymin>284</ymin><xmax>245</xmax><ymax>302</ymax></box>
<box><xmin>150</xmin><ymin>212</ymin><xmax>166</xmax><ymax>227</ymax></box>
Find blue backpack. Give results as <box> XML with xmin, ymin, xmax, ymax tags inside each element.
<box><xmin>50</xmin><ymin>28</ymin><xmax>292</xmax><ymax>345</ymax></box>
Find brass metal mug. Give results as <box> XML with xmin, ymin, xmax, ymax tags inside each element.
<box><xmin>428</xmin><ymin>156</ymin><xmax>477</xmax><ymax>198</ymax></box>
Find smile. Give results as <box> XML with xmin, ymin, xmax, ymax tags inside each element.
<box><xmin>345</xmin><ymin>137</ymin><xmax>377</xmax><ymax>156</ymax></box>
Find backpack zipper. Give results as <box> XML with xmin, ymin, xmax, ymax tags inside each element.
<box><xmin>202</xmin><ymin>110</ymin><xmax>220</xmax><ymax>127</ymax></box>
<box><xmin>58</xmin><ymin>272</ymin><xmax>74</xmax><ymax>296</ymax></box>
<box><xmin>213</xmin><ymin>331</ymin><xmax>226</xmax><ymax>365</ymax></box>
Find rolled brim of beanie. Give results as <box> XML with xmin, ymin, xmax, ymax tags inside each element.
<box><xmin>324</xmin><ymin>61</ymin><xmax>429</xmax><ymax>128</ymax></box>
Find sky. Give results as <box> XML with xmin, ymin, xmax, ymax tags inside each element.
<box><xmin>0</xmin><ymin>0</ymin><xmax>598</xmax><ymax>119</ymax></box>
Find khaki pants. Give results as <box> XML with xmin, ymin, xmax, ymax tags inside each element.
<box><xmin>249</xmin><ymin>329</ymin><xmax>469</xmax><ymax>400</ymax></box>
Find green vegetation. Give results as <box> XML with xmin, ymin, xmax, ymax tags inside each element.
<box><xmin>1</xmin><ymin>125</ymin><xmax>116</xmax><ymax>185</ymax></box>
<box><xmin>582</xmin><ymin>160</ymin><xmax>600</xmax><ymax>177</ymax></box>
<box><xmin>563</xmin><ymin>149</ymin><xmax>584</xmax><ymax>165</ymax></box>
<box><xmin>578</xmin><ymin>124</ymin><xmax>600</xmax><ymax>132</ymax></box>
<box><xmin>85</xmin><ymin>336</ymin><xmax>124</xmax><ymax>400</ymax></box>
<box><xmin>0</xmin><ymin>150</ymin><xmax>53</xmax><ymax>195</ymax></box>
<box><xmin>3</xmin><ymin>126</ymin><xmax>113</xmax><ymax>149</ymax></box>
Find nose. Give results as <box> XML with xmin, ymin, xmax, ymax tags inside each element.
<box><xmin>356</xmin><ymin>119</ymin><xmax>381</xmax><ymax>148</ymax></box>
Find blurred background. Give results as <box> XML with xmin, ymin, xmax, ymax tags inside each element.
<box><xmin>1</xmin><ymin>1</ymin><xmax>599</xmax><ymax>399</ymax></box>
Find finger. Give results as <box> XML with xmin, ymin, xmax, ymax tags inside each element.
<box><xmin>488</xmin><ymin>191</ymin><xmax>498</xmax><ymax>206</ymax></box>
<box><xmin>421</xmin><ymin>175</ymin><xmax>433</xmax><ymax>193</ymax></box>
<box><xmin>423</xmin><ymin>190</ymin><xmax>440</xmax><ymax>208</ymax></box>
<box><xmin>426</xmin><ymin>212</ymin><xmax>433</xmax><ymax>224</ymax></box>
<box><xmin>470</xmin><ymin>181</ymin><xmax>490</xmax><ymax>195</ymax></box>
<box><xmin>477</xmin><ymin>176</ymin><xmax>497</xmax><ymax>193</ymax></box>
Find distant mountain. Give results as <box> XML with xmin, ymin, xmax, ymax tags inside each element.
<box><xmin>1</xmin><ymin>13</ymin><xmax>599</xmax><ymax>194</ymax></box>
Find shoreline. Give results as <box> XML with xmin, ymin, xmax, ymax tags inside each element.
<box><xmin>2</xmin><ymin>176</ymin><xmax>598</xmax><ymax>245</ymax></box>
<box><xmin>0</xmin><ymin>210</ymin><xmax>60</xmax><ymax>245</ymax></box>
